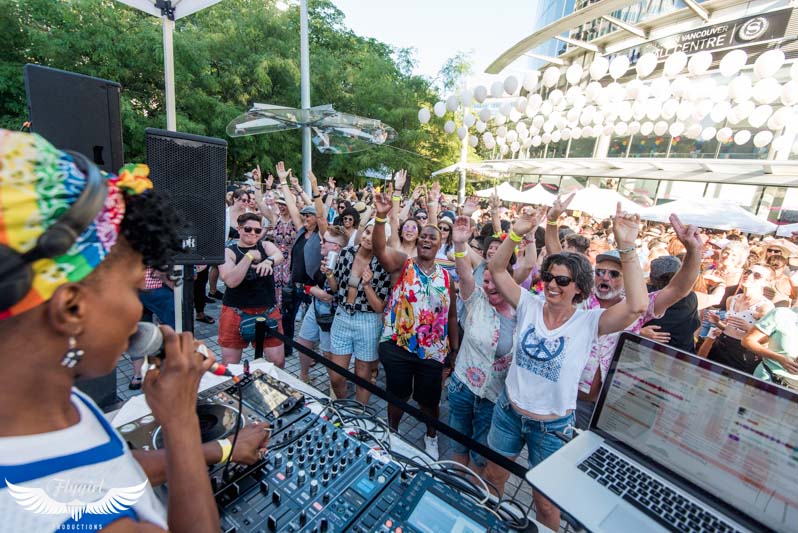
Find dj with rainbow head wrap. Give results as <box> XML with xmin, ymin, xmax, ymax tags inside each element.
<box><xmin>0</xmin><ymin>130</ymin><xmax>269</xmax><ymax>533</ymax></box>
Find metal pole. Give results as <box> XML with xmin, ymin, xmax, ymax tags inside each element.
<box><xmin>458</xmin><ymin>134</ymin><xmax>468</xmax><ymax>204</ymax></box>
<box><xmin>162</xmin><ymin>16</ymin><xmax>176</xmax><ymax>131</ymax></box>
<box><xmin>300</xmin><ymin>0</ymin><xmax>312</xmax><ymax>194</ymax></box>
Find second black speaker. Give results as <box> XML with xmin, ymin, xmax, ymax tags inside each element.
<box><xmin>145</xmin><ymin>128</ymin><xmax>227</xmax><ymax>265</ymax></box>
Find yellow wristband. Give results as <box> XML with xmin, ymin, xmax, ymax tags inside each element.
<box><xmin>245</xmin><ymin>252</ymin><xmax>255</xmax><ymax>262</ymax></box>
<box><xmin>454</xmin><ymin>251</ymin><xmax>467</xmax><ymax>258</ymax></box>
<box><xmin>546</xmin><ymin>219</ymin><xmax>558</xmax><ymax>226</ymax></box>
<box><xmin>374</xmin><ymin>216</ymin><xmax>388</xmax><ymax>223</ymax></box>
<box><xmin>508</xmin><ymin>230</ymin><xmax>523</xmax><ymax>243</ymax></box>
<box><xmin>218</xmin><ymin>438</ymin><xmax>233</xmax><ymax>463</ymax></box>
<box><xmin>392</xmin><ymin>195</ymin><xmax>402</xmax><ymax>202</ymax></box>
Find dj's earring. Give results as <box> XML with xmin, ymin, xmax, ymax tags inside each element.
<box><xmin>61</xmin><ymin>336</ymin><xmax>84</xmax><ymax>368</ymax></box>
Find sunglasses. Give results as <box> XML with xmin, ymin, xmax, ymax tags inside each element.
<box><xmin>541</xmin><ymin>271</ymin><xmax>574</xmax><ymax>287</ymax></box>
<box><xmin>416</xmin><ymin>214</ymin><xmax>428</xmax><ymax>220</ymax></box>
<box><xmin>241</xmin><ymin>226</ymin><xmax>262</xmax><ymax>234</ymax></box>
<box><xmin>743</xmin><ymin>269</ymin><xmax>765</xmax><ymax>280</ymax></box>
<box><xmin>595</xmin><ymin>268</ymin><xmax>621</xmax><ymax>279</ymax></box>
<box><xmin>343</xmin><ymin>216</ymin><xmax>354</xmax><ymax>221</ymax></box>
<box><xmin>766</xmin><ymin>248</ymin><xmax>782</xmax><ymax>254</ymax></box>
<box><xmin>338</xmin><ymin>205</ymin><xmax>346</xmax><ymax>210</ymax></box>
<box><xmin>323</xmin><ymin>238</ymin><xmax>342</xmax><ymax>246</ymax></box>
<box><xmin>440</xmin><ymin>226</ymin><xmax>451</xmax><ymax>232</ymax></box>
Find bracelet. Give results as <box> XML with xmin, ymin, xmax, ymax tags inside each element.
<box><xmin>392</xmin><ymin>195</ymin><xmax>402</xmax><ymax>202</ymax></box>
<box><xmin>245</xmin><ymin>252</ymin><xmax>255</xmax><ymax>262</ymax></box>
<box><xmin>617</xmin><ymin>246</ymin><xmax>636</xmax><ymax>254</ymax></box>
<box><xmin>374</xmin><ymin>216</ymin><xmax>388</xmax><ymax>223</ymax></box>
<box><xmin>325</xmin><ymin>271</ymin><xmax>335</xmax><ymax>278</ymax></box>
<box><xmin>312</xmin><ymin>194</ymin><xmax>321</xmax><ymax>199</ymax></box>
<box><xmin>454</xmin><ymin>251</ymin><xmax>467</xmax><ymax>258</ymax></box>
<box><xmin>546</xmin><ymin>219</ymin><xmax>558</xmax><ymax>226</ymax></box>
<box><xmin>218</xmin><ymin>438</ymin><xmax>233</xmax><ymax>464</ymax></box>
<box><xmin>508</xmin><ymin>230</ymin><xmax>523</xmax><ymax>243</ymax></box>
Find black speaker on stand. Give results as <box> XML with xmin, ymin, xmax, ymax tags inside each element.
<box><xmin>145</xmin><ymin>128</ymin><xmax>227</xmax><ymax>333</ymax></box>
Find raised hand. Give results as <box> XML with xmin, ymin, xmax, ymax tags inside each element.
<box><xmin>512</xmin><ymin>206</ymin><xmax>539</xmax><ymax>236</ymax></box>
<box><xmin>374</xmin><ymin>192</ymin><xmax>393</xmax><ymax>217</ymax></box>
<box><xmin>328</xmin><ymin>176</ymin><xmax>336</xmax><ymax>191</ymax></box>
<box><xmin>411</xmin><ymin>184</ymin><xmax>426</xmax><ymax>200</ymax></box>
<box><xmin>670</xmin><ymin>214</ymin><xmax>702</xmax><ymax>252</ymax></box>
<box><xmin>612</xmin><ymin>202</ymin><xmax>641</xmax><ymax>247</ymax></box>
<box><xmin>452</xmin><ymin>216</ymin><xmax>472</xmax><ymax>244</ymax></box>
<box><xmin>290</xmin><ymin>175</ymin><xmax>301</xmax><ymax>192</ymax></box>
<box><xmin>308</xmin><ymin>170</ymin><xmax>319</xmax><ymax>189</ymax></box>
<box><xmin>394</xmin><ymin>169</ymin><xmax>407</xmax><ymax>192</ymax></box>
<box><xmin>275</xmin><ymin>161</ymin><xmax>291</xmax><ymax>183</ymax></box>
<box><xmin>265</xmin><ymin>174</ymin><xmax>274</xmax><ymax>190</ymax></box>
<box><xmin>489</xmin><ymin>188</ymin><xmax>501</xmax><ymax>210</ymax></box>
<box><xmin>548</xmin><ymin>192</ymin><xmax>575</xmax><ymax>222</ymax></box>
<box><xmin>252</xmin><ymin>165</ymin><xmax>262</xmax><ymax>183</ymax></box>
<box><xmin>461</xmin><ymin>196</ymin><xmax>479</xmax><ymax>217</ymax></box>
<box><xmin>528</xmin><ymin>204</ymin><xmax>548</xmax><ymax>231</ymax></box>
<box><xmin>428</xmin><ymin>181</ymin><xmax>441</xmax><ymax>203</ymax></box>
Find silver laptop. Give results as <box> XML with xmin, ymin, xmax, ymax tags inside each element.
<box><xmin>526</xmin><ymin>332</ymin><xmax>798</xmax><ymax>533</ymax></box>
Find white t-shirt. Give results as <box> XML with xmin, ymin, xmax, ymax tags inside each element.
<box><xmin>505</xmin><ymin>290</ymin><xmax>604</xmax><ymax>416</ymax></box>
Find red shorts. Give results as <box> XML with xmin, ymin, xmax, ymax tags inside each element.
<box><xmin>218</xmin><ymin>305</ymin><xmax>284</xmax><ymax>350</ymax></box>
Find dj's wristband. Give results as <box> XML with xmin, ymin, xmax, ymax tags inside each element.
<box><xmin>218</xmin><ymin>438</ymin><xmax>233</xmax><ymax>463</ymax></box>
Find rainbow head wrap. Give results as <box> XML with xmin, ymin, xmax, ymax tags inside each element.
<box><xmin>0</xmin><ymin>129</ymin><xmax>153</xmax><ymax>320</ymax></box>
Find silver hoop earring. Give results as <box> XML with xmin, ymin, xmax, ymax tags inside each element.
<box><xmin>61</xmin><ymin>337</ymin><xmax>84</xmax><ymax>368</ymax></box>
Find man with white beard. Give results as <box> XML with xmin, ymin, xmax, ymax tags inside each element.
<box><xmin>545</xmin><ymin>195</ymin><xmax>704</xmax><ymax>428</ymax></box>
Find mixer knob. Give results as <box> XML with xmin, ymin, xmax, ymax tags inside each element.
<box><xmin>298</xmin><ymin>469</ymin><xmax>306</xmax><ymax>484</ymax></box>
<box><xmin>327</xmin><ymin>449</ymin><xmax>335</xmax><ymax>459</ymax></box>
<box><xmin>365</xmin><ymin>454</ymin><xmax>372</xmax><ymax>464</ymax></box>
<box><xmin>331</xmin><ymin>465</ymin><xmax>339</xmax><ymax>477</ymax></box>
<box><xmin>354</xmin><ymin>446</ymin><xmax>361</xmax><ymax>457</ymax></box>
<box><xmin>299</xmin><ymin>510</ymin><xmax>307</xmax><ymax>526</ymax></box>
<box><xmin>322</xmin><ymin>471</ymin><xmax>330</xmax><ymax>486</ymax></box>
<box><xmin>310</xmin><ymin>479</ymin><xmax>319</xmax><ymax>496</ymax></box>
<box><xmin>340</xmin><ymin>457</ymin><xmax>347</xmax><ymax>468</ymax></box>
<box><xmin>320</xmin><ymin>424</ymin><xmax>327</xmax><ymax>435</ymax></box>
<box><xmin>305</xmin><ymin>433</ymin><xmax>313</xmax><ymax>443</ymax></box>
<box><xmin>273</xmin><ymin>453</ymin><xmax>283</xmax><ymax>467</ymax></box>
<box><xmin>368</xmin><ymin>464</ymin><xmax>376</xmax><ymax>479</ymax></box>
<box><xmin>320</xmin><ymin>518</ymin><xmax>329</xmax><ymax>532</ymax></box>
<box><xmin>276</xmin><ymin>418</ymin><xmax>284</xmax><ymax>428</ymax></box>
<box><xmin>343</xmin><ymin>439</ymin><xmax>349</xmax><ymax>449</ymax></box>
<box><xmin>298</xmin><ymin>454</ymin><xmax>306</xmax><ymax>466</ymax></box>
<box><xmin>287</xmin><ymin>445</ymin><xmax>295</xmax><ymax>456</ymax></box>
<box><xmin>316</xmin><ymin>441</ymin><xmax>323</xmax><ymax>451</ymax></box>
<box><xmin>310</xmin><ymin>463</ymin><xmax>318</xmax><ymax>475</ymax></box>
<box><xmin>319</xmin><ymin>455</ymin><xmax>327</xmax><ymax>466</ymax></box>
<box><xmin>285</xmin><ymin>461</ymin><xmax>294</xmax><ymax>475</ymax></box>
<box><xmin>322</xmin><ymin>493</ymin><xmax>331</xmax><ymax>505</ymax></box>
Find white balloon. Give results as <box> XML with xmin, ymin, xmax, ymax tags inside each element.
<box><xmin>772</xmin><ymin>135</ymin><xmax>791</xmax><ymax>151</ymax></box>
<box><xmin>495</xmin><ymin>114</ymin><xmax>507</xmax><ymax>125</ymax></box>
<box><xmin>602</xmin><ymin>124</ymin><xmax>614</xmax><ymax>136</ymax></box>
<box><xmin>618</xmin><ymin>102</ymin><xmax>633</xmax><ymax>122</ymax></box>
<box><xmin>692</xmin><ymin>101</ymin><xmax>711</xmax><ymax>121</ymax></box>
<box><xmin>483</xmin><ymin>131</ymin><xmax>494</xmax><ymax>143</ymax></box>
<box><xmin>650</xmin><ymin>77</ymin><xmax>671</xmax><ymax>101</ymax></box>
<box><xmin>478</xmin><ymin>108</ymin><xmax>492</xmax><ymax>123</ymax></box>
<box><xmin>646</xmin><ymin>101</ymin><xmax>661</xmax><ymax>121</ymax></box>
<box><xmin>516</xmin><ymin>121</ymin><xmax>528</xmax><ymax>133</ymax></box>
<box><xmin>541</xmin><ymin>132</ymin><xmax>552</xmax><ymax>144</ymax></box>
<box><xmin>690</xmin><ymin>78</ymin><xmax>715</xmax><ymax>102</ymax></box>
<box><xmin>734</xmin><ymin>130</ymin><xmax>751</xmax><ymax>145</ymax></box>
<box><xmin>511</xmin><ymin>141</ymin><xmax>521</xmax><ymax>152</ymax></box>
<box><xmin>561</xmin><ymin>129</ymin><xmax>572</xmax><ymax>141</ymax></box>
<box><xmin>585</xmin><ymin>81</ymin><xmax>603</xmax><ymax>101</ymax></box>
<box><xmin>446</xmin><ymin>95</ymin><xmax>459</xmax><ymax>112</ymax></box>
<box><xmin>606</xmin><ymin>82</ymin><xmax>625</xmax><ymax>102</ymax></box>
<box><xmin>729</xmin><ymin>75</ymin><xmax>752</xmax><ymax>102</ymax></box>
<box><xmin>490</xmin><ymin>81</ymin><xmax>505</xmax><ymax>98</ymax></box>
<box><xmin>523</xmin><ymin>138</ymin><xmax>533</xmax><ymax>149</ymax></box>
<box><xmin>463</xmin><ymin>113</ymin><xmax>476</xmax><ymax>127</ymax></box>
<box><xmin>625</xmin><ymin>78</ymin><xmax>642</xmax><ymax>99</ymax></box>
<box><xmin>566</xmin><ymin>108</ymin><xmax>580</xmax><ymax>123</ymax></box>
<box><xmin>710</xmin><ymin>101</ymin><xmax>732</xmax><ymax>123</ymax></box>
<box><xmin>522</xmin><ymin>72</ymin><xmax>540</xmax><ymax>92</ymax></box>
<box><xmin>629</xmin><ymin>121</ymin><xmax>641</xmax><ymax>135</ymax></box>
<box><xmin>654</xmin><ymin>121</ymin><xmax>668</xmax><ymax>136</ymax></box>
<box><xmin>781</xmin><ymin>80</ymin><xmax>798</xmax><ymax>106</ymax></box>
<box><xmin>609</xmin><ymin>55</ymin><xmax>630</xmax><ymax>80</ymax></box>
<box><xmin>515</xmin><ymin>97</ymin><xmax>528</xmax><ymax>112</ymax></box>
<box><xmin>670</xmin><ymin>76</ymin><xmax>690</xmax><ymax>98</ymax></box>
<box><xmin>496</xmin><ymin>125</ymin><xmax>507</xmax><ymax>138</ymax></box>
<box><xmin>460</xmin><ymin>89</ymin><xmax>473</xmax><ymax>107</ymax></box>
<box><xmin>571</xmin><ymin>126</ymin><xmax>583</xmax><ymax>139</ymax></box>
<box><xmin>469</xmin><ymin>135</ymin><xmax>479</xmax><ymax>148</ymax></box>
<box><xmin>664</xmin><ymin>51</ymin><xmax>688</xmax><ymax>77</ymax></box>
<box><xmin>566</xmin><ymin>64</ymin><xmax>583</xmax><ymax>85</ymax></box>
<box><xmin>500</xmin><ymin>102</ymin><xmax>513</xmax><ymax>117</ymax></box>
<box><xmin>711</xmin><ymin>84</ymin><xmax>729</xmax><ymax>103</ymax></box>
<box><xmin>753</xmin><ymin>77</ymin><xmax>780</xmax><ymax>105</ymax></box>
<box><xmin>641</xmin><ymin>121</ymin><xmax>654</xmax><ymax>136</ymax></box>
<box><xmin>753</xmin><ymin>130</ymin><xmax>774</xmax><ymax>148</ymax></box>
<box><xmin>528</xmin><ymin>93</ymin><xmax>543</xmax><ymax>109</ymax></box>
<box><xmin>475</xmin><ymin>120</ymin><xmax>487</xmax><ymax>133</ymax></box>
<box><xmin>685</xmin><ymin>123</ymin><xmax>702</xmax><ymax>139</ymax></box>
<box><xmin>418</xmin><ymin>107</ymin><xmax>431</xmax><ymax>124</ymax></box>
<box><xmin>504</xmin><ymin>76</ymin><xmax>519</xmax><ymax>95</ymax></box>
<box><xmin>572</xmin><ymin>93</ymin><xmax>587</xmax><ymax>110</ymax></box>
<box><xmin>688</xmin><ymin>51</ymin><xmax>713</xmax><ymax>76</ymax></box>
<box><xmin>748</xmin><ymin>105</ymin><xmax>773</xmax><ymax>128</ymax></box>
<box><xmin>549</xmin><ymin>89</ymin><xmax>564</xmax><ymax>105</ymax></box>
<box><xmin>532</xmin><ymin>115</ymin><xmax>545</xmax><ymax>129</ymax></box>
<box><xmin>543</xmin><ymin>119</ymin><xmax>555</xmax><ymax>133</ymax></box>
<box><xmin>676</xmin><ymin>101</ymin><xmax>693</xmax><ymax>122</ymax></box>
<box><xmin>590</xmin><ymin>56</ymin><xmax>609</xmax><ymax>80</ymax></box>
<box><xmin>771</xmin><ymin>106</ymin><xmax>795</xmax><ymax>129</ymax></box>
<box><xmin>500</xmin><ymin>144</ymin><xmax>509</xmax><ymax>155</ymax></box>
<box><xmin>484</xmin><ymin>137</ymin><xmax>496</xmax><ymax>149</ymax></box>
<box><xmin>444</xmin><ymin>120</ymin><xmax>456</xmax><ymax>134</ymax></box>
<box><xmin>635</xmin><ymin>52</ymin><xmax>658</xmax><ymax>79</ymax></box>
<box><xmin>433</xmin><ymin>101</ymin><xmax>446</xmax><ymax>117</ymax></box>
<box><xmin>543</xmin><ymin>66</ymin><xmax>561</xmax><ymax>88</ymax></box>
<box><xmin>632</xmin><ymin>101</ymin><xmax>647</xmax><ymax>121</ymax></box>
<box><xmin>506</xmin><ymin>130</ymin><xmax>518</xmax><ymax>142</ymax></box>
<box><xmin>565</xmin><ymin>85</ymin><xmax>582</xmax><ymax>104</ymax></box>
<box><xmin>754</xmin><ymin>49</ymin><xmax>785</xmax><ymax>80</ymax></box>
<box><xmin>662</xmin><ymin>99</ymin><xmax>679</xmax><ymax>119</ymax></box>
<box><xmin>593</xmin><ymin>111</ymin><xmax>605</xmax><ymax>126</ymax></box>
<box><xmin>551</xmin><ymin>130</ymin><xmax>562</xmax><ymax>143</ymax></box>
<box><xmin>614</xmin><ymin>122</ymin><xmax>629</xmax><ymax>136</ymax></box>
<box><xmin>669</xmin><ymin>122</ymin><xmax>685</xmax><ymax>137</ymax></box>
<box><xmin>540</xmin><ymin>101</ymin><xmax>553</xmax><ymax>116</ymax></box>
<box><xmin>582</xmin><ymin>125</ymin><xmax>595</xmax><ymax>138</ymax></box>
<box><xmin>719</xmin><ymin>49</ymin><xmax>748</xmax><ymax>77</ymax></box>
<box><xmin>531</xmin><ymin>135</ymin><xmax>542</xmax><ymax>147</ymax></box>
<box><xmin>473</xmin><ymin>85</ymin><xmax>488</xmax><ymax>103</ymax></box>
<box><xmin>701</xmin><ymin>126</ymin><xmax>717</xmax><ymax>141</ymax></box>
<box><xmin>716</xmin><ymin>127</ymin><xmax>733</xmax><ymax>143</ymax></box>
<box><xmin>635</xmin><ymin>84</ymin><xmax>651</xmax><ymax>102</ymax></box>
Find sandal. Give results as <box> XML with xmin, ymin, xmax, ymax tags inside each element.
<box><xmin>196</xmin><ymin>314</ymin><xmax>215</xmax><ymax>324</ymax></box>
<box><xmin>128</xmin><ymin>377</ymin><xmax>142</xmax><ymax>390</ymax></box>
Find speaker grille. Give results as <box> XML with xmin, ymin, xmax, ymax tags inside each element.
<box><xmin>145</xmin><ymin>128</ymin><xmax>227</xmax><ymax>265</ymax></box>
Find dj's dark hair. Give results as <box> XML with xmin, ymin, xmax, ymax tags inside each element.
<box><xmin>542</xmin><ymin>251</ymin><xmax>594</xmax><ymax>304</ymax></box>
<box><xmin>120</xmin><ymin>190</ymin><xmax>184</xmax><ymax>271</ymax></box>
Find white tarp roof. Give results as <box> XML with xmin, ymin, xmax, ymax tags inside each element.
<box><xmin>474</xmin><ymin>182</ymin><xmax>527</xmax><ymax>203</ymax></box>
<box><xmin>776</xmin><ymin>223</ymin><xmax>798</xmax><ymax>237</ymax></box>
<box><xmin>567</xmin><ymin>186</ymin><xmax>644</xmax><ymax>219</ymax></box>
<box><xmin>641</xmin><ymin>198</ymin><xmax>777</xmax><ymax>234</ymax></box>
<box><xmin>518</xmin><ymin>184</ymin><xmax>557</xmax><ymax>206</ymax></box>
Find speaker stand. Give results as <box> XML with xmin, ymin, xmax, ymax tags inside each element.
<box><xmin>173</xmin><ymin>265</ymin><xmax>195</xmax><ymax>333</ymax></box>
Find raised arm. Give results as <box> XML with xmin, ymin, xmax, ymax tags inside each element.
<box><xmin>276</xmin><ymin>161</ymin><xmax>303</xmax><ymax>230</ymax></box>
<box><xmin>427</xmin><ymin>181</ymin><xmax>441</xmax><ymax>227</ymax></box>
<box><xmin>488</xmin><ymin>207</ymin><xmax>543</xmax><ymax>308</ymax></box>
<box><xmin>653</xmin><ymin>214</ymin><xmax>702</xmax><ymax>316</ymax></box>
<box><xmin>545</xmin><ymin>193</ymin><xmax>574</xmax><ymax>255</ymax></box>
<box><xmin>308</xmin><ymin>171</ymin><xmax>328</xmax><ymax>234</ymax></box>
<box><xmin>598</xmin><ymin>204</ymin><xmax>648</xmax><ymax>336</ymax></box>
<box><xmin>513</xmin><ymin>235</ymin><xmax>539</xmax><ymax>284</ymax></box>
<box><xmin>452</xmin><ymin>216</ymin><xmax>476</xmax><ymax>300</ymax></box>
<box><xmin>372</xmin><ymin>186</ymin><xmax>408</xmax><ymax>273</ymax></box>
<box><xmin>388</xmin><ymin>170</ymin><xmax>407</xmax><ymax>248</ymax></box>
<box><xmin>251</xmin><ymin>166</ymin><xmax>276</xmax><ymax>227</ymax></box>
<box><xmin>490</xmin><ymin>189</ymin><xmax>502</xmax><ymax>235</ymax></box>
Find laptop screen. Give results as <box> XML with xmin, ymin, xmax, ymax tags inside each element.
<box><xmin>594</xmin><ymin>334</ymin><xmax>798</xmax><ymax>533</ymax></box>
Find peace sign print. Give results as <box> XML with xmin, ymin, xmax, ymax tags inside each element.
<box><xmin>515</xmin><ymin>326</ymin><xmax>566</xmax><ymax>382</ymax></box>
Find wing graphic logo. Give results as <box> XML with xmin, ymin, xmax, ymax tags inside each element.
<box><xmin>5</xmin><ymin>479</ymin><xmax>148</xmax><ymax>522</ymax></box>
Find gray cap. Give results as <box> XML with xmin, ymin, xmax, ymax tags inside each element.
<box><xmin>300</xmin><ymin>205</ymin><xmax>317</xmax><ymax>216</ymax></box>
<box><xmin>595</xmin><ymin>249</ymin><xmax>622</xmax><ymax>265</ymax></box>
<box><xmin>650</xmin><ymin>255</ymin><xmax>682</xmax><ymax>280</ymax></box>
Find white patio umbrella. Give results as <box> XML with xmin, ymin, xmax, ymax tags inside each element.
<box><xmin>566</xmin><ymin>187</ymin><xmax>643</xmax><ymax>219</ymax></box>
<box><xmin>641</xmin><ymin>198</ymin><xmax>777</xmax><ymax>234</ymax></box>
<box><xmin>474</xmin><ymin>182</ymin><xmax>527</xmax><ymax>203</ymax></box>
<box><xmin>776</xmin><ymin>222</ymin><xmax>798</xmax><ymax>237</ymax></box>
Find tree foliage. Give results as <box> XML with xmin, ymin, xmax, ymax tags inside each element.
<box><xmin>0</xmin><ymin>0</ymin><xmax>465</xmax><ymax>190</ymax></box>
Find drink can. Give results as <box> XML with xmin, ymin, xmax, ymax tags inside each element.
<box><xmin>326</xmin><ymin>250</ymin><xmax>338</xmax><ymax>270</ymax></box>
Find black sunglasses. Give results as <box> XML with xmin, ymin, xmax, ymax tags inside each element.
<box><xmin>416</xmin><ymin>215</ymin><xmax>428</xmax><ymax>220</ymax></box>
<box><xmin>241</xmin><ymin>226</ymin><xmax>263</xmax><ymax>234</ymax></box>
<box><xmin>595</xmin><ymin>268</ymin><xmax>621</xmax><ymax>279</ymax></box>
<box><xmin>766</xmin><ymin>248</ymin><xmax>782</xmax><ymax>254</ymax></box>
<box><xmin>343</xmin><ymin>216</ymin><xmax>354</xmax><ymax>221</ymax></box>
<box><xmin>541</xmin><ymin>271</ymin><xmax>574</xmax><ymax>287</ymax></box>
<box><xmin>743</xmin><ymin>269</ymin><xmax>764</xmax><ymax>280</ymax></box>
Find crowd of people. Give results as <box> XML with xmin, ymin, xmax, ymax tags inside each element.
<box><xmin>182</xmin><ymin>161</ymin><xmax>798</xmax><ymax>531</ymax></box>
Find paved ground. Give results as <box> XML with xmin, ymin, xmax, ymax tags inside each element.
<box><xmin>112</xmin><ymin>288</ymin><xmax>579</xmax><ymax>531</ymax></box>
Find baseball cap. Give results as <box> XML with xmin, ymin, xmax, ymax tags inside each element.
<box><xmin>300</xmin><ymin>205</ymin><xmax>317</xmax><ymax>216</ymax></box>
<box><xmin>650</xmin><ymin>255</ymin><xmax>682</xmax><ymax>280</ymax></box>
<box><xmin>595</xmin><ymin>249</ymin><xmax>622</xmax><ymax>264</ymax></box>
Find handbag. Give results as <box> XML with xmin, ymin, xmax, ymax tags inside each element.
<box><xmin>237</xmin><ymin>307</ymin><xmax>277</xmax><ymax>342</ymax></box>
<box><xmin>314</xmin><ymin>299</ymin><xmax>335</xmax><ymax>332</ymax></box>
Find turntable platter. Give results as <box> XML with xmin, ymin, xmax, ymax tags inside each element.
<box><xmin>152</xmin><ymin>403</ymin><xmax>243</xmax><ymax>449</ymax></box>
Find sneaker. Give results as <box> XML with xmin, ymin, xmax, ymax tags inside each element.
<box><xmin>424</xmin><ymin>435</ymin><xmax>439</xmax><ymax>460</ymax></box>
<box><xmin>207</xmin><ymin>289</ymin><xmax>225</xmax><ymax>300</ymax></box>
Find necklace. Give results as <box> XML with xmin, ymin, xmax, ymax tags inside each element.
<box><xmin>417</xmin><ymin>260</ymin><xmax>435</xmax><ymax>276</ymax></box>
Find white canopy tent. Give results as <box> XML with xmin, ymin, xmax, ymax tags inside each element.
<box><xmin>567</xmin><ymin>186</ymin><xmax>643</xmax><ymax>219</ymax></box>
<box><xmin>474</xmin><ymin>182</ymin><xmax>527</xmax><ymax>203</ymax></box>
<box><xmin>776</xmin><ymin>223</ymin><xmax>798</xmax><ymax>237</ymax></box>
<box><xmin>518</xmin><ymin>184</ymin><xmax>557</xmax><ymax>206</ymax></box>
<box><xmin>641</xmin><ymin>198</ymin><xmax>777</xmax><ymax>234</ymax></box>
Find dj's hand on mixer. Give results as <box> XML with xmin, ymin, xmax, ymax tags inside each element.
<box><xmin>230</xmin><ymin>422</ymin><xmax>272</xmax><ymax>465</ymax></box>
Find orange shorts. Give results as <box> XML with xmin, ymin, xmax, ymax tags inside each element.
<box><xmin>218</xmin><ymin>305</ymin><xmax>284</xmax><ymax>350</ymax></box>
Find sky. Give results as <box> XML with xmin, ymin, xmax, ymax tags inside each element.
<box><xmin>330</xmin><ymin>0</ymin><xmax>538</xmax><ymax>85</ymax></box>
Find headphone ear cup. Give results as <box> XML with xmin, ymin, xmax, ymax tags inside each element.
<box><xmin>34</xmin><ymin>221</ymin><xmax>79</xmax><ymax>258</ymax></box>
<box><xmin>0</xmin><ymin>246</ymin><xmax>35</xmax><ymax>311</ymax></box>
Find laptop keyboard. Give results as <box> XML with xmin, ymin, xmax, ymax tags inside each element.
<box><xmin>578</xmin><ymin>447</ymin><xmax>740</xmax><ymax>533</ymax></box>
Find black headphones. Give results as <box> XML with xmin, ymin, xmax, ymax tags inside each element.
<box><xmin>0</xmin><ymin>151</ymin><xmax>108</xmax><ymax>311</ymax></box>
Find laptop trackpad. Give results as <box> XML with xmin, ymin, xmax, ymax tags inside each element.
<box><xmin>600</xmin><ymin>503</ymin><xmax>661</xmax><ymax>532</ymax></box>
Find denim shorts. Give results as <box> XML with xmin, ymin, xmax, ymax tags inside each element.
<box><xmin>487</xmin><ymin>387</ymin><xmax>575</xmax><ymax>469</ymax></box>
<box><xmin>446</xmin><ymin>375</ymin><xmax>495</xmax><ymax>468</ymax></box>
